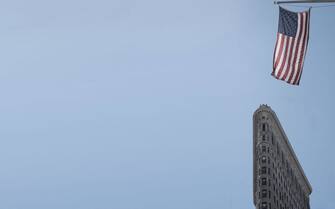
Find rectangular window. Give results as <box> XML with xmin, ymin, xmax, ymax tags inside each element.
<box><xmin>262</xmin><ymin>189</ymin><xmax>267</xmax><ymax>198</ymax></box>
<box><xmin>277</xmin><ymin>145</ymin><xmax>279</xmax><ymax>154</ymax></box>
<box><xmin>262</xmin><ymin>124</ymin><xmax>266</xmax><ymax>131</ymax></box>
<box><xmin>269</xmin><ymin>191</ymin><xmax>271</xmax><ymax>198</ymax></box>
<box><xmin>262</xmin><ymin>178</ymin><xmax>267</xmax><ymax>185</ymax></box>
<box><xmin>261</xmin><ymin>167</ymin><xmax>267</xmax><ymax>174</ymax></box>
<box><xmin>262</xmin><ymin>146</ymin><xmax>266</xmax><ymax>153</ymax></box>
<box><xmin>261</xmin><ymin>202</ymin><xmax>267</xmax><ymax>209</ymax></box>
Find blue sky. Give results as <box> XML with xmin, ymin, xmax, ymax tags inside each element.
<box><xmin>0</xmin><ymin>1</ymin><xmax>334</xmax><ymax>209</ymax></box>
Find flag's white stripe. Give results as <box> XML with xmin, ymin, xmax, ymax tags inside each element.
<box><xmin>279</xmin><ymin>37</ymin><xmax>293</xmax><ymax>80</ymax></box>
<box><xmin>275</xmin><ymin>35</ymin><xmax>288</xmax><ymax>76</ymax></box>
<box><xmin>290</xmin><ymin>12</ymin><xmax>306</xmax><ymax>84</ymax></box>
<box><xmin>274</xmin><ymin>34</ymin><xmax>283</xmax><ymax>73</ymax></box>
<box><xmin>294</xmin><ymin>12</ymin><xmax>309</xmax><ymax>84</ymax></box>
<box><xmin>285</xmin><ymin>13</ymin><xmax>302</xmax><ymax>83</ymax></box>
<box><xmin>274</xmin><ymin>34</ymin><xmax>283</xmax><ymax>67</ymax></box>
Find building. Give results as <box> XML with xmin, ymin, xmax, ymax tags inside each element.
<box><xmin>253</xmin><ymin>105</ymin><xmax>312</xmax><ymax>209</ymax></box>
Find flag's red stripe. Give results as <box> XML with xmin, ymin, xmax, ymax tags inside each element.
<box><xmin>274</xmin><ymin>34</ymin><xmax>285</xmax><ymax>69</ymax></box>
<box><xmin>288</xmin><ymin>13</ymin><xmax>304</xmax><ymax>84</ymax></box>
<box><xmin>294</xmin><ymin>12</ymin><xmax>309</xmax><ymax>85</ymax></box>
<box><xmin>277</xmin><ymin>36</ymin><xmax>290</xmax><ymax>79</ymax></box>
<box><xmin>281</xmin><ymin>37</ymin><xmax>295</xmax><ymax>81</ymax></box>
<box><xmin>280</xmin><ymin>37</ymin><xmax>293</xmax><ymax>79</ymax></box>
<box><xmin>272</xmin><ymin>33</ymin><xmax>280</xmax><ymax>76</ymax></box>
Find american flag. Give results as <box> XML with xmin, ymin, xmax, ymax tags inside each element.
<box><xmin>272</xmin><ymin>7</ymin><xmax>310</xmax><ymax>85</ymax></box>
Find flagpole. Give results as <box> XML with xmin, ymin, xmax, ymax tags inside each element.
<box><xmin>274</xmin><ymin>0</ymin><xmax>335</xmax><ymax>4</ymax></box>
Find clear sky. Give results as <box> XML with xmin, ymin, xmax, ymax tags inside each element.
<box><xmin>0</xmin><ymin>1</ymin><xmax>334</xmax><ymax>209</ymax></box>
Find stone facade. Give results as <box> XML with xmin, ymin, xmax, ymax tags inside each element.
<box><xmin>253</xmin><ymin>105</ymin><xmax>312</xmax><ymax>209</ymax></box>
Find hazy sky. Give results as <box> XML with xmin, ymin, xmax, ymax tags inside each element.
<box><xmin>0</xmin><ymin>1</ymin><xmax>334</xmax><ymax>209</ymax></box>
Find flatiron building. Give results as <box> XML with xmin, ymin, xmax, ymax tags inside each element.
<box><xmin>253</xmin><ymin>105</ymin><xmax>312</xmax><ymax>209</ymax></box>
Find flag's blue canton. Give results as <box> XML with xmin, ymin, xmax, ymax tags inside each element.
<box><xmin>278</xmin><ymin>7</ymin><xmax>298</xmax><ymax>37</ymax></box>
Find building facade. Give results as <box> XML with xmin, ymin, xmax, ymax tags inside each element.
<box><xmin>253</xmin><ymin>105</ymin><xmax>312</xmax><ymax>209</ymax></box>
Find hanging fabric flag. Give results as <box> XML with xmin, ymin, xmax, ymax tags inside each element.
<box><xmin>272</xmin><ymin>7</ymin><xmax>310</xmax><ymax>85</ymax></box>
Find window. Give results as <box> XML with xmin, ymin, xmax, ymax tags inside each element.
<box><xmin>262</xmin><ymin>202</ymin><xmax>267</xmax><ymax>209</ymax></box>
<box><xmin>262</xmin><ymin>189</ymin><xmax>267</xmax><ymax>198</ymax></box>
<box><xmin>262</xmin><ymin>146</ymin><xmax>266</xmax><ymax>153</ymax></box>
<box><xmin>269</xmin><ymin>191</ymin><xmax>271</xmax><ymax>198</ymax></box>
<box><xmin>277</xmin><ymin>144</ymin><xmax>279</xmax><ymax>154</ymax></box>
<box><xmin>261</xmin><ymin>167</ymin><xmax>267</xmax><ymax>174</ymax></box>
<box><xmin>262</xmin><ymin>156</ymin><xmax>267</xmax><ymax>163</ymax></box>
<box><xmin>262</xmin><ymin>124</ymin><xmax>266</xmax><ymax>131</ymax></box>
<box><xmin>262</xmin><ymin>178</ymin><xmax>267</xmax><ymax>185</ymax></box>
<box><xmin>263</xmin><ymin>135</ymin><xmax>266</xmax><ymax>141</ymax></box>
